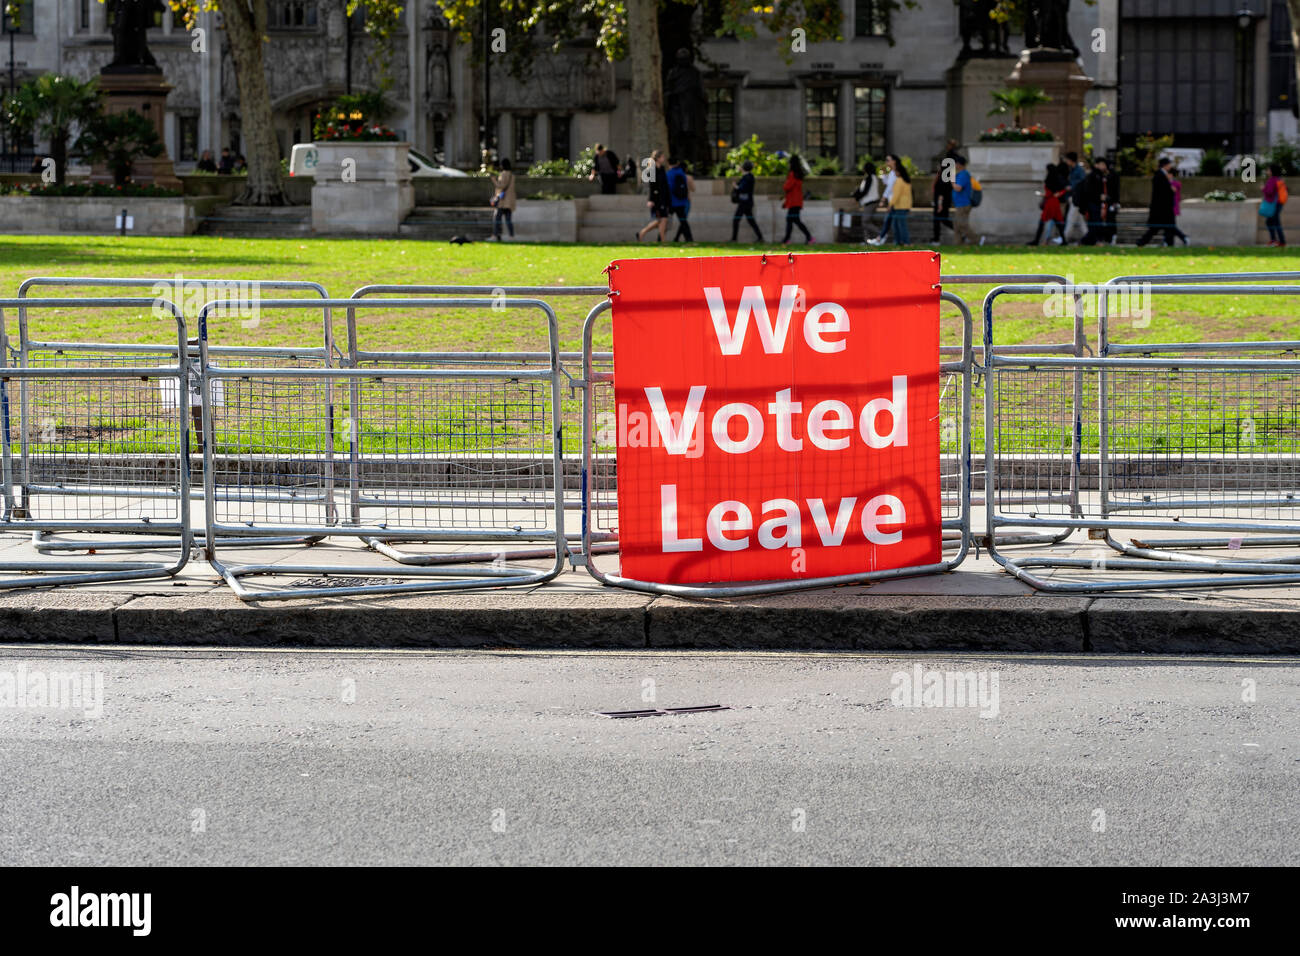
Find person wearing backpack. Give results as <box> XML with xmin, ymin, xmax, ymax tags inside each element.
<box><xmin>950</xmin><ymin>154</ymin><xmax>976</xmax><ymax>244</ymax></box>
<box><xmin>854</xmin><ymin>160</ymin><xmax>883</xmax><ymax>241</ymax></box>
<box><xmin>729</xmin><ymin>160</ymin><xmax>764</xmax><ymax>242</ymax></box>
<box><xmin>781</xmin><ymin>154</ymin><xmax>814</xmax><ymax>244</ymax></box>
<box><xmin>666</xmin><ymin>157</ymin><xmax>695</xmax><ymax>242</ymax></box>
<box><xmin>1263</xmin><ymin>162</ymin><xmax>1288</xmax><ymax>247</ymax></box>
<box><xmin>635</xmin><ymin>150</ymin><xmax>671</xmax><ymax>242</ymax></box>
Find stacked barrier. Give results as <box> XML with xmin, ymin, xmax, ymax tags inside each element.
<box><xmin>0</xmin><ymin>297</ymin><xmax>192</xmax><ymax>589</ymax></box>
<box><xmin>4</xmin><ymin>268</ymin><xmax>1300</xmax><ymax>600</ymax></box>
<box><xmin>984</xmin><ymin>281</ymin><xmax>1300</xmax><ymax>591</ymax></box>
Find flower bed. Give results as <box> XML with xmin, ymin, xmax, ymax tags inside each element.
<box><xmin>979</xmin><ymin>123</ymin><xmax>1055</xmax><ymax>143</ymax></box>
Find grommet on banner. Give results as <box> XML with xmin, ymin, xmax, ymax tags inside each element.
<box><xmin>787</xmin><ymin>253</ymin><xmax>795</xmax><ymax>264</ymax></box>
<box><xmin>761</xmin><ymin>254</ymin><xmax>768</xmax><ymax>265</ymax></box>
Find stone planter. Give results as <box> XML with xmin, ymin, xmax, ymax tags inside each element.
<box><xmin>310</xmin><ymin>140</ymin><xmax>413</xmax><ymax>234</ymax></box>
<box><xmin>0</xmin><ymin>195</ymin><xmax>203</xmax><ymax>235</ymax></box>
<box><xmin>965</xmin><ymin>140</ymin><xmax>1062</xmax><ymax>243</ymax></box>
<box><xmin>511</xmin><ymin>199</ymin><xmax>578</xmax><ymax>242</ymax></box>
<box><xmin>1178</xmin><ymin>198</ymin><xmax>1261</xmax><ymax>246</ymax></box>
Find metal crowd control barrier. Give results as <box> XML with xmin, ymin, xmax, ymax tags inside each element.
<box><xmin>344</xmin><ymin>284</ymin><xmax>615</xmax><ymax>567</ymax></box>
<box><xmin>1097</xmin><ymin>271</ymin><xmax>1300</xmax><ymax>564</ymax></box>
<box><xmin>0</xmin><ymin>297</ymin><xmax>192</xmax><ymax>589</ymax></box>
<box><xmin>577</xmin><ymin>289</ymin><xmax>974</xmax><ymax>597</ymax></box>
<box><xmin>984</xmin><ymin>282</ymin><xmax>1300</xmax><ymax>592</ymax></box>
<box><xmin>15</xmin><ymin>276</ymin><xmax>334</xmax><ymax>554</ymax></box>
<box><xmin>197</xmin><ymin>297</ymin><xmax>567</xmax><ymax>601</ymax></box>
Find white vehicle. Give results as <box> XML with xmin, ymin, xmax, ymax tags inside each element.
<box><xmin>288</xmin><ymin>143</ymin><xmax>468</xmax><ymax>178</ymax></box>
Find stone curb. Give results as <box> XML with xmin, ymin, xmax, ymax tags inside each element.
<box><xmin>0</xmin><ymin>590</ymin><xmax>1298</xmax><ymax>654</ymax></box>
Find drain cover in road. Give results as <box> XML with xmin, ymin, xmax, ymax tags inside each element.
<box><xmin>595</xmin><ymin>705</ymin><xmax>730</xmax><ymax>719</ymax></box>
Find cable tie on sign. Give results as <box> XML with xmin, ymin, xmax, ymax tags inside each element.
<box><xmin>930</xmin><ymin>252</ymin><xmax>940</xmax><ymax>262</ymax></box>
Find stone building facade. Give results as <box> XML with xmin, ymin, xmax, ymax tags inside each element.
<box><xmin>1</xmin><ymin>1</ymin><xmax>1294</xmax><ymax>174</ymax></box>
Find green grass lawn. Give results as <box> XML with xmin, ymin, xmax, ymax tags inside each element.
<box><xmin>2</xmin><ymin>236</ymin><xmax>1298</xmax><ymax>457</ymax></box>
<box><xmin>2</xmin><ymin>235</ymin><xmax>1299</xmax><ymax>352</ymax></box>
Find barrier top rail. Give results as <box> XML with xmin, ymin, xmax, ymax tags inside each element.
<box><xmin>984</xmin><ymin>283</ymin><xmax>1300</xmax><ymax>367</ymax></box>
<box><xmin>15</xmin><ymin>275</ymin><xmax>335</xmax><ymax>359</ymax></box>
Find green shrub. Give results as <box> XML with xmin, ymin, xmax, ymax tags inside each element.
<box><xmin>1265</xmin><ymin>137</ymin><xmax>1300</xmax><ymax>176</ymax></box>
<box><xmin>1203</xmin><ymin>189</ymin><xmax>1245</xmax><ymax>201</ymax></box>
<box><xmin>570</xmin><ymin>145</ymin><xmax>597</xmax><ymax>179</ymax></box>
<box><xmin>714</xmin><ymin>135</ymin><xmax>786</xmax><ymax>177</ymax></box>
<box><xmin>1198</xmin><ymin>148</ymin><xmax>1227</xmax><ymax>176</ymax></box>
<box><xmin>810</xmin><ymin>155</ymin><xmax>842</xmax><ymax>176</ymax></box>
<box><xmin>526</xmin><ymin>158</ymin><xmax>574</xmax><ymax>177</ymax></box>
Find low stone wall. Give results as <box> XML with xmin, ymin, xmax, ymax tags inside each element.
<box><xmin>0</xmin><ymin>195</ymin><xmax>216</xmax><ymax>235</ymax></box>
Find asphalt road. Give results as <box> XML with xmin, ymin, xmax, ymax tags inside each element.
<box><xmin>0</xmin><ymin>645</ymin><xmax>1295</xmax><ymax>866</ymax></box>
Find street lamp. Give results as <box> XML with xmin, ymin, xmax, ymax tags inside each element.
<box><xmin>1236</xmin><ymin>6</ymin><xmax>1261</xmax><ymax>157</ymax></box>
<box><xmin>2</xmin><ymin>3</ymin><xmax>17</xmax><ymax>174</ymax></box>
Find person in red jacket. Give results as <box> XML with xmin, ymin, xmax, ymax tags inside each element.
<box><xmin>781</xmin><ymin>155</ymin><xmax>814</xmax><ymax>245</ymax></box>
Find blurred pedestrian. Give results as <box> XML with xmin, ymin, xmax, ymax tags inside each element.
<box><xmin>636</xmin><ymin>150</ymin><xmax>670</xmax><ymax>242</ymax></box>
<box><xmin>1081</xmin><ymin>157</ymin><xmax>1119</xmax><ymax>245</ymax></box>
<box><xmin>1061</xmin><ymin>151</ymin><xmax>1088</xmax><ymax>243</ymax></box>
<box><xmin>1028</xmin><ymin>162</ymin><xmax>1068</xmax><ymax>245</ymax></box>
<box><xmin>1136</xmin><ymin>157</ymin><xmax>1177</xmax><ymax>246</ymax></box>
<box><xmin>868</xmin><ymin>154</ymin><xmax>903</xmax><ymax>245</ymax></box>
<box><xmin>667</xmin><ymin>157</ymin><xmax>695</xmax><ymax>241</ymax></box>
<box><xmin>854</xmin><ymin>160</ymin><xmax>883</xmax><ymax>242</ymax></box>
<box><xmin>1263</xmin><ymin>162</ymin><xmax>1288</xmax><ymax>247</ymax></box>
<box><xmin>782</xmin><ymin>154</ymin><xmax>813</xmax><ymax>244</ymax></box>
<box><xmin>1166</xmin><ymin>164</ymin><xmax>1189</xmax><ymax>245</ymax></box>
<box><xmin>489</xmin><ymin>157</ymin><xmax>517</xmax><ymax>240</ymax></box>
<box><xmin>931</xmin><ymin>158</ymin><xmax>954</xmax><ymax>243</ymax></box>
<box><xmin>950</xmin><ymin>154</ymin><xmax>976</xmax><ymax>245</ymax></box>
<box><xmin>730</xmin><ymin>160</ymin><xmax>764</xmax><ymax>242</ymax></box>
<box><xmin>884</xmin><ymin>159</ymin><xmax>913</xmax><ymax>245</ymax></box>
<box><xmin>590</xmin><ymin>143</ymin><xmax>620</xmax><ymax>194</ymax></box>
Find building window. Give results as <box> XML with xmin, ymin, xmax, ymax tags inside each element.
<box><xmin>270</xmin><ymin>1</ymin><xmax>319</xmax><ymax>29</ymax></box>
<box><xmin>3</xmin><ymin>1</ymin><xmax>34</xmax><ymax>35</ymax></box>
<box><xmin>177</xmin><ymin>115</ymin><xmax>198</xmax><ymax>162</ymax></box>
<box><xmin>549</xmin><ymin>115</ymin><xmax>571</xmax><ymax>161</ymax></box>
<box><xmin>513</xmin><ymin>116</ymin><xmax>535</xmax><ymax>166</ymax></box>
<box><xmin>805</xmin><ymin>86</ymin><xmax>839</xmax><ymax>158</ymax></box>
<box><xmin>1269</xmin><ymin>0</ymin><xmax>1297</xmax><ymax>114</ymax></box>
<box><xmin>707</xmin><ymin>86</ymin><xmax>735</xmax><ymax>164</ymax></box>
<box><xmin>80</xmin><ymin>0</ymin><xmax>90</xmax><ymax>30</ymax></box>
<box><xmin>854</xmin><ymin>0</ymin><xmax>890</xmax><ymax>38</ymax></box>
<box><xmin>853</xmin><ymin>85</ymin><xmax>887</xmax><ymax>164</ymax></box>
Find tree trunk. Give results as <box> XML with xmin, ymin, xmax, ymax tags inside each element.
<box><xmin>1290</xmin><ymin>0</ymin><xmax>1300</xmax><ymax>133</ymax></box>
<box><xmin>626</xmin><ymin>0</ymin><xmax>669</xmax><ymax>174</ymax></box>
<box><xmin>51</xmin><ymin>132</ymin><xmax>68</xmax><ymax>186</ymax></box>
<box><xmin>223</xmin><ymin>0</ymin><xmax>288</xmax><ymax>205</ymax></box>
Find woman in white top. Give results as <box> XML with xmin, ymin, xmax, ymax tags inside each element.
<box><xmin>854</xmin><ymin>160</ymin><xmax>883</xmax><ymax>241</ymax></box>
<box><xmin>868</xmin><ymin>157</ymin><xmax>900</xmax><ymax>245</ymax></box>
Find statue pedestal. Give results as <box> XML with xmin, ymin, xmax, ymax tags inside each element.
<box><xmin>92</xmin><ymin>70</ymin><xmax>183</xmax><ymax>190</ymax></box>
<box><xmin>1008</xmin><ymin>51</ymin><xmax>1093</xmax><ymax>156</ymax></box>
<box><xmin>946</xmin><ymin>57</ymin><xmax>1018</xmax><ymax>147</ymax></box>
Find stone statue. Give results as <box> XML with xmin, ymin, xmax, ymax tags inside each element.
<box><xmin>664</xmin><ymin>48</ymin><xmax>709</xmax><ymax>169</ymax></box>
<box><xmin>105</xmin><ymin>0</ymin><xmax>165</xmax><ymax>73</ymax></box>
<box><xmin>1024</xmin><ymin>0</ymin><xmax>1079</xmax><ymax>54</ymax></box>
<box><xmin>957</xmin><ymin>0</ymin><xmax>1011</xmax><ymax>58</ymax></box>
<box><xmin>426</xmin><ymin>36</ymin><xmax>451</xmax><ymax>108</ymax></box>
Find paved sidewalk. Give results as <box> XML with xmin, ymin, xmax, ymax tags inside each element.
<box><xmin>3</xmin><ymin>530</ymin><xmax>1300</xmax><ymax>653</ymax></box>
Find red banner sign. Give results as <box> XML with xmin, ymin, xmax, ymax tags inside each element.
<box><xmin>608</xmin><ymin>251</ymin><xmax>942</xmax><ymax>584</ymax></box>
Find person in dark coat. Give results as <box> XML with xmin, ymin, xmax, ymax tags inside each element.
<box><xmin>1080</xmin><ymin>157</ymin><xmax>1120</xmax><ymax>246</ymax></box>
<box><xmin>730</xmin><ymin>160</ymin><xmax>764</xmax><ymax>242</ymax></box>
<box><xmin>635</xmin><ymin>150</ymin><xmax>671</xmax><ymax>242</ymax></box>
<box><xmin>1135</xmin><ymin>157</ymin><xmax>1177</xmax><ymax>246</ymax></box>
